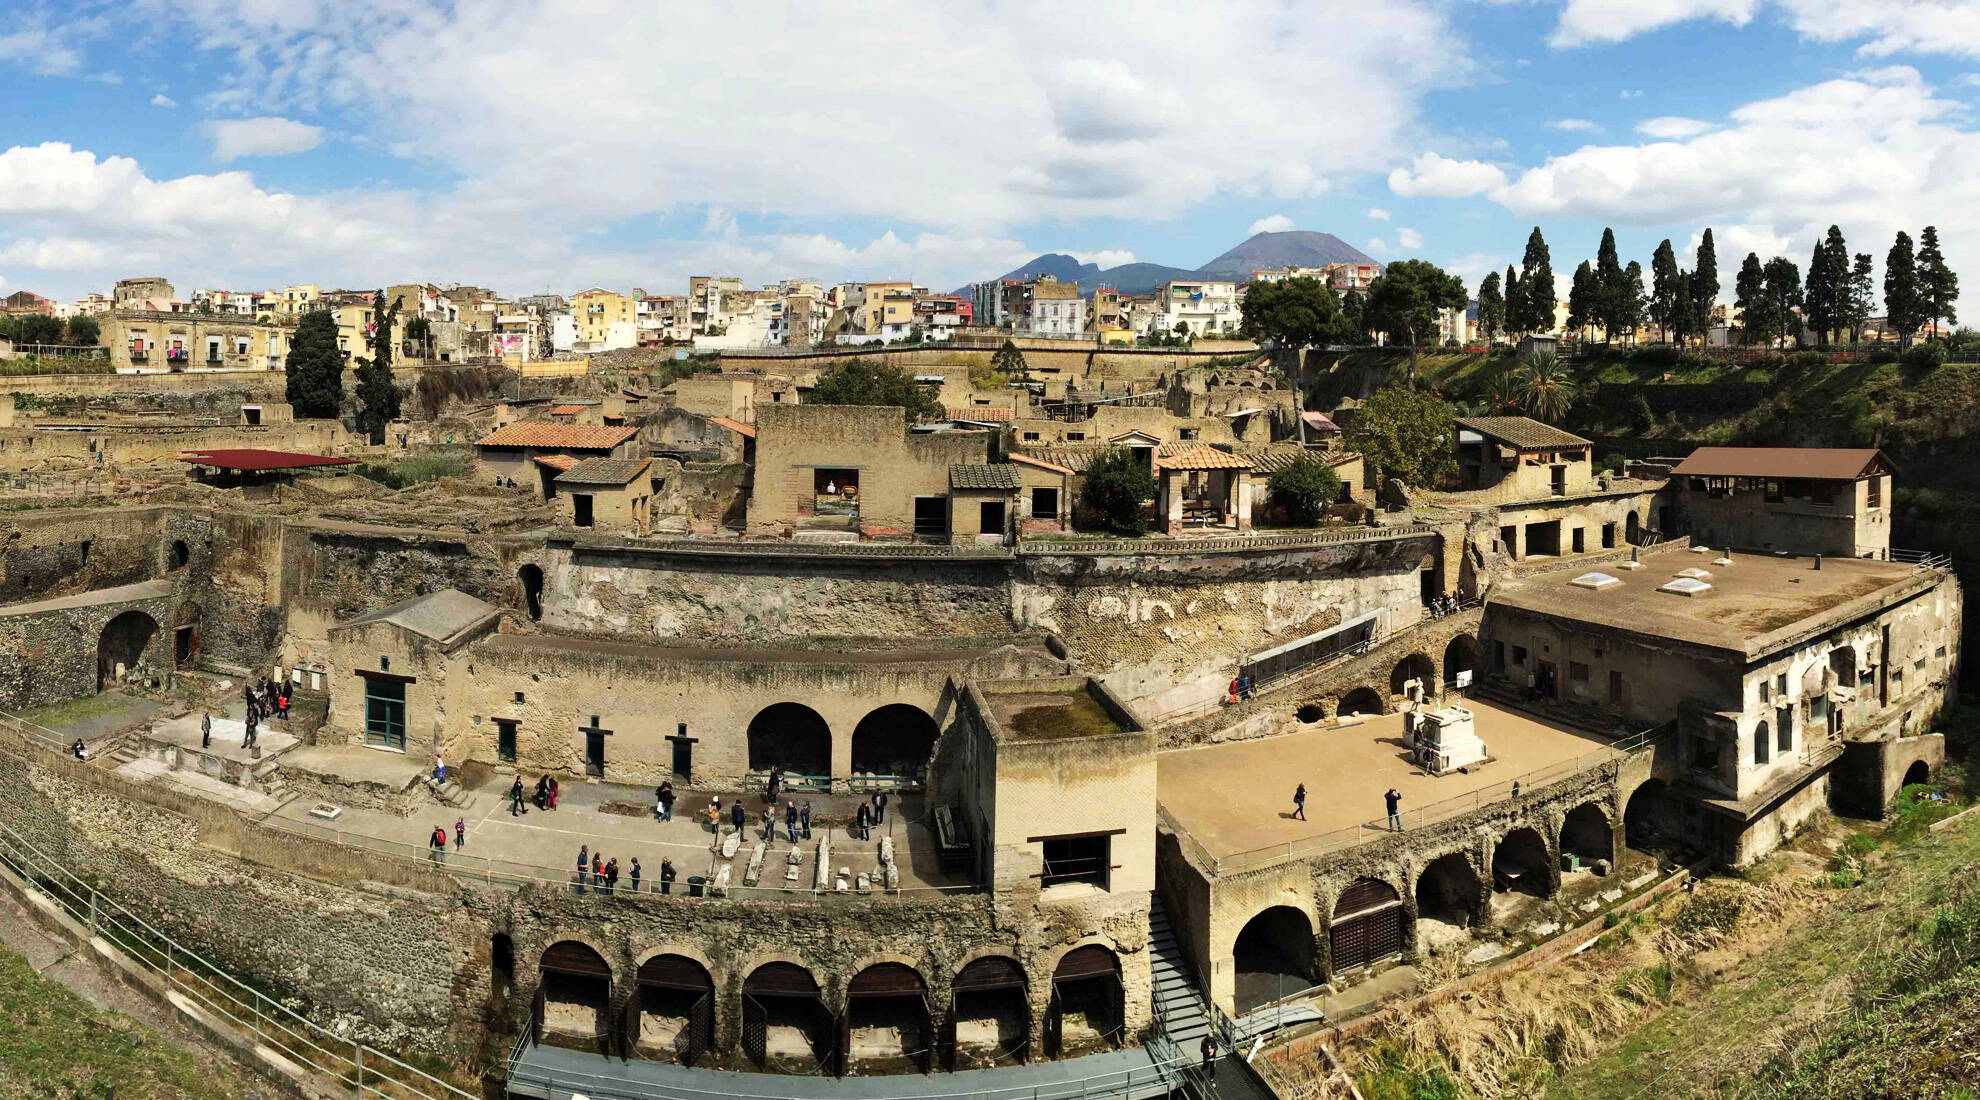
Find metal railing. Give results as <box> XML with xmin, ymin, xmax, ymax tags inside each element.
<box><xmin>0</xmin><ymin>816</ymin><xmax>476</xmax><ymax>1100</ymax></box>
<box><xmin>1202</xmin><ymin>720</ymin><xmax>1676</xmax><ymax>875</ymax></box>
<box><xmin>507</xmin><ymin>1039</ymin><xmax>1187</xmax><ymax>1100</ymax></box>
<box><xmin>1891</xmin><ymin>547</ymin><xmax>1954</xmax><ymax>571</ymax></box>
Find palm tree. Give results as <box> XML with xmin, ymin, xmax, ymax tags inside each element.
<box><xmin>1485</xmin><ymin>370</ymin><xmax>1523</xmax><ymax>415</ymax></box>
<box><xmin>1519</xmin><ymin>352</ymin><xmax>1578</xmax><ymax>422</ymax></box>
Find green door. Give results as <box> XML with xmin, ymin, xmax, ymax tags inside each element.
<box><xmin>364</xmin><ymin>678</ymin><xmax>407</xmax><ymax>749</ymax></box>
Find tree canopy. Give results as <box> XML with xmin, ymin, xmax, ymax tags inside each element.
<box><xmin>1239</xmin><ymin>275</ymin><xmax>1352</xmax><ymax>352</ymax></box>
<box><xmin>285</xmin><ymin>310</ymin><xmax>343</xmax><ymax>419</ymax></box>
<box><xmin>808</xmin><ymin>357</ymin><xmax>944</xmax><ymax>421</ymax></box>
<box><xmin>1347</xmin><ymin>384</ymin><xmax>1457</xmax><ymax>489</ymax></box>
<box><xmin>1918</xmin><ymin>225</ymin><xmax>1959</xmax><ymax>334</ymax></box>
<box><xmin>1691</xmin><ymin>229</ymin><xmax>1718</xmax><ymax>340</ymax></box>
<box><xmin>1517</xmin><ymin>227</ymin><xmax>1556</xmax><ymax>333</ymax></box>
<box><xmin>1803</xmin><ymin>226</ymin><xmax>1850</xmax><ymax>346</ymax></box>
<box><xmin>1364</xmin><ymin>259</ymin><xmax>1467</xmax><ymax>382</ymax></box>
<box><xmin>1519</xmin><ymin>352</ymin><xmax>1578</xmax><ymax>422</ymax></box>
<box><xmin>1080</xmin><ymin>446</ymin><xmax>1158</xmax><ymax>536</ymax></box>
<box><xmin>65</xmin><ymin>315</ymin><xmax>100</xmax><ymax>347</ymax></box>
<box><xmin>1267</xmin><ymin>455</ymin><xmax>1343</xmax><ymax>527</ymax></box>
<box><xmin>1476</xmin><ymin>272</ymin><xmax>1504</xmax><ymax>344</ymax></box>
<box><xmin>1885</xmin><ymin>230</ymin><xmax>1927</xmax><ymax>348</ymax></box>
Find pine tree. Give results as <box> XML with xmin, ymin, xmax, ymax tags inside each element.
<box><xmin>1846</xmin><ymin>252</ymin><xmax>1876</xmax><ymax>344</ymax></box>
<box><xmin>1477</xmin><ymin>272</ymin><xmax>1504</xmax><ymax>344</ymax></box>
<box><xmin>284</xmin><ymin>310</ymin><xmax>343</xmax><ymax>419</ymax></box>
<box><xmin>1673</xmin><ymin>270</ymin><xmax>1694</xmax><ymax>346</ymax></box>
<box><xmin>1619</xmin><ymin>261</ymin><xmax>1647</xmax><ymax>344</ymax></box>
<box><xmin>1803</xmin><ymin>231</ymin><xmax>1841</xmax><ymax>346</ymax></box>
<box><xmin>1650</xmin><ymin>239</ymin><xmax>1681</xmax><ymax>343</ymax></box>
<box><xmin>1503</xmin><ymin>265</ymin><xmax>1522</xmax><ymax>337</ymax></box>
<box><xmin>1885</xmin><ymin>231</ymin><xmax>1926</xmax><ymax>348</ymax></box>
<box><xmin>1596</xmin><ymin>228</ymin><xmax>1626</xmax><ymax>342</ymax></box>
<box><xmin>1691</xmin><ymin>229</ymin><xmax>1718</xmax><ymax>344</ymax></box>
<box><xmin>354</xmin><ymin>290</ymin><xmax>403</xmax><ymax>442</ymax></box>
<box><xmin>1518</xmin><ymin>228</ymin><xmax>1555</xmax><ymax>333</ymax></box>
<box><xmin>1917</xmin><ymin>225</ymin><xmax>1959</xmax><ymax>335</ymax></box>
<box><xmin>1735</xmin><ymin>253</ymin><xmax>1767</xmax><ymax>346</ymax></box>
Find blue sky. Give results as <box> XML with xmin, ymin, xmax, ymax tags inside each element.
<box><xmin>6</xmin><ymin>1</ymin><xmax>1980</xmax><ymax>303</ymax></box>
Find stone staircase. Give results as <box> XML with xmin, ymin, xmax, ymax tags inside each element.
<box><xmin>425</xmin><ymin>774</ymin><xmax>471</xmax><ymax>807</ymax></box>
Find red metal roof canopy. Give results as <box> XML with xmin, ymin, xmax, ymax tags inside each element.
<box><xmin>178</xmin><ymin>449</ymin><xmax>357</xmax><ymax>472</ymax></box>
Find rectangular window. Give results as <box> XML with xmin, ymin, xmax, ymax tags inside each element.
<box><xmin>1039</xmin><ymin>834</ymin><xmax>1111</xmax><ymax>890</ymax></box>
<box><xmin>1602</xmin><ymin>522</ymin><xmax>1616</xmax><ymax>549</ymax></box>
<box><xmin>1568</xmin><ymin>661</ymin><xmax>1589</xmax><ymax>682</ymax></box>
<box><xmin>1778</xmin><ymin>706</ymin><xmax>1794</xmax><ymax>752</ymax></box>
<box><xmin>1777</xmin><ymin>672</ymin><xmax>1788</xmax><ymax>694</ymax></box>
<box><xmin>1572</xmin><ymin>527</ymin><xmax>1586</xmax><ymax>554</ymax></box>
<box><xmin>494</xmin><ymin>718</ymin><xmax>517</xmax><ymax>763</ymax></box>
<box><xmin>1030</xmin><ymin>486</ymin><xmax>1059</xmax><ymax>519</ymax></box>
<box><xmin>1765</xmin><ymin>480</ymin><xmax>1783</xmax><ymax>503</ymax></box>
<box><xmin>1754</xmin><ymin>727</ymin><xmax>1769</xmax><ymax>765</ymax></box>
<box><xmin>1065</xmin><ymin>431</ymin><xmax>1086</xmax><ymax>441</ymax></box>
<box><xmin>1866</xmin><ymin>477</ymin><xmax>1882</xmax><ymax>509</ymax></box>
<box><xmin>363</xmin><ymin>678</ymin><xmax>407</xmax><ymax>750</ymax></box>
<box><xmin>1691</xmin><ymin>735</ymin><xmax>1720</xmax><ymax>772</ymax></box>
<box><xmin>1759</xmin><ymin>680</ymin><xmax>1770</xmax><ymax>702</ymax></box>
<box><xmin>1180</xmin><ymin>428</ymin><xmax>1199</xmax><ymax>440</ymax></box>
<box><xmin>1608</xmin><ymin>670</ymin><xmax>1624</xmax><ymax>705</ymax></box>
<box><xmin>1512</xmin><ymin>645</ymin><xmax>1528</xmax><ymax>667</ymax></box>
<box><xmin>1022</xmin><ymin>431</ymin><xmax>1041</xmax><ymax>442</ymax></box>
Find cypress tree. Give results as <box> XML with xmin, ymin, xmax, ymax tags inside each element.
<box><xmin>1619</xmin><ymin>261</ymin><xmax>1647</xmax><ymax>344</ymax></box>
<box><xmin>1762</xmin><ymin>256</ymin><xmax>1804</xmax><ymax>350</ymax></box>
<box><xmin>1596</xmin><ymin>228</ymin><xmax>1626</xmax><ymax>341</ymax></box>
<box><xmin>1650</xmin><ymin>239</ymin><xmax>1680</xmax><ymax>343</ymax></box>
<box><xmin>354</xmin><ymin>290</ymin><xmax>403</xmax><ymax>442</ymax></box>
<box><xmin>1503</xmin><ymin>264</ymin><xmax>1522</xmax><ymax>337</ymax></box>
<box><xmin>1477</xmin><ymin>272</ymin><xmax>1504</xmax><ymax>344</ymax></box>
<box><xmin>1519</xmin><ymin>228</ymin><xmax>1555</xmax><ymax>333</ymax></box>
<box><xmin>1804</xmin><ymin>226</ymin><xmax>1849</xmax><ymax>346</ymax></box>
<box><xmin>1917</xmin><ymin>225</ymin><xmax>1959</xmax><ymax>334</ymax></box>
<box><xmin>284</xmin><ymin>310</ymin><xmax>343</xmax><ymax>419</ymax></box>
<box><xmin>1735</xmin><ymin>253</ymin><xmax>1767</xmax><ymax>346</ymax></box>
<box><xmin>1691</xmin><ymin>229</ymin><xmax>1718</xmax><ymax>342</ymax></box>
<box><xmin>1885</xmin><ymin>231</ymin><xmax>1925</xmax><ymax>348</ymax></box>
<box><xmin>1847</xmin><ymin>252</ymin><xmax>1876</xmax><ymax>344</ymax></box>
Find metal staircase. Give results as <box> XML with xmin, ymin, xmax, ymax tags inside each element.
<box><xmin>1149</xmin><ymin>897</ymin><xmax>1213</xmax><ymax>1050</ymax></box>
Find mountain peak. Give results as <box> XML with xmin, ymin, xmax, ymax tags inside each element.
<box><xmin>970</xmin><ymin>229</ymin><xmax>1379</xmax><ymax>295</ymax></box>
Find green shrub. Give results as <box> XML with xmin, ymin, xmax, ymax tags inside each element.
<box><xmin>1748</xmin><ymin>353</ymin><xmax>1787</xmax><ymax>373</ymax></box>
<box><xmin>1267</xmin><ymin>455</ymin><xmax>1343</xmax><ymax>526</ymax></box>
<box><xmin>353</xmin><ymin>449</ymin><xmax>470</xmax><ymax>490</ymax></box>
<box><xmin>1630</xmin><ymin>345</ymin><xmax>1682</xmax><ymax>367</ymax></box>
<box><xmin>1672</xmin><ymin>891</ymin><xmax>1745</xmax><ymax>936</ymax></box>
<box><xmin>1904</xmin><ymin>342</ymin><xmax>1948</xmax><ymax>370</ymax></box>
<box><xmin>1864</xmin><ymin>347</ymin><xmax>1900</xmax><ymax>365</ymax></box>
<box><xmin>1786</xmin><ymin>350</ymin><xmax>1829</xmax><ymax>370</ymax></box>
<box><xmin>1079</xmin><ymin>446</ymin><xmax>1158</xmax><ymax>536</ymax></box>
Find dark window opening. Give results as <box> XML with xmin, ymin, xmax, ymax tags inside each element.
<box><xmin>1040</xmin><ymin>834</ymin><xmax>1110</xmax><ymax>890</ymax></box>
<box><xmin>1030</xmin><ymin>486</ymin><xmax>1059</xmax><ymax>519</ymax></box>
<box><xmin>913</xmin><ymin>496</ymin><xmax>948</xmax><ymax>538</ymax></box>
<box><xmin>979</xmin><ymin>500</ymin><xmax>1006</xmax><ymax>536</ymax></box>
<box><xmin>364</xmin><ymin>677</ymin><xmax>407</xmax><ymax>750</ymax></box>
<box><xmin>572</xmin><ymin>494</ymin><xmax>594</xmax><ymax>528</ymax></box>
<box><xmin>495</xmin><ymin>719</ymin><xmax>517</xmax><ymax>763</ymax></box>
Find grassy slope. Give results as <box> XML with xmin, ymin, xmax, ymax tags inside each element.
<box><xmin>1554</xmin><ymin>808</ymin><xmax>1980</xmax><ymax>1099</ymax></box>
<box><xmin>0</xmin><ymin>945</ymin><xmax>259</xmax><ymax>1099</ymax></box>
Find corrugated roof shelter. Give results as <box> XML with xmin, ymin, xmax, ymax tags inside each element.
<box><xmin>1455</xmin><ymin>416</ymin><xmax>1591</xmax><ymax>451</ymax></box>
<box><xmin>950</xmin><ymin>463</ymin><xmax>1022</xmax><ymax>490</ymax></box>
<box><xmin>1672</xmin><ymin>447</ymin><xmax>1894</xmax><ymax>480</ymax></box>
<box><xmin>178</xmin><ymin>449</ymin><xmax>356</xmax><ymax>472</ymax></box>
<box><xmin>557</xmin><ymin>457</ymin><xmax>653</xmax><ymax>486</ymax></box>
<box><xmin>340</xmin><ymin>589</ymin><xmax>500</xmax><ymax>646</ymax></box>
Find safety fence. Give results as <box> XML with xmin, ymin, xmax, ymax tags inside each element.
<box><xmin>0</xmin><ymin>815</ymin><xmax>477</xmax><ymax>1100</ymax></box>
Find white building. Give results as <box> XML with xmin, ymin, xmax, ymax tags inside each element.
<box><xmin>1026</xmin><ymin>279</ymin><xmax>1084</xmax><ymax>337</ymax></box>
<box><xmin>1155</xmin><ymin>280</ymin><xmax>1239</xmax><ymax>336</ymax></box>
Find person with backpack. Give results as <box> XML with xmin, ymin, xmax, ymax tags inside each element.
<box><xmin>1292</xmin><ymin>783</ymin><xmax>1307</xmax><ymax>821</ymax></box>
<box><xmin>428</xmin><ymin>825</ymin><xmax>447</xmax><ymax>864</ymax></box>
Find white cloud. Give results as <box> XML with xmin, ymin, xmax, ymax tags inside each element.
<box><xmin>151</xmin><ymin>93</ymin><xmax>178</xmax><ymax>109</ymax></box>
<box><xmin>1636</xmin><ymin>116</ymin><xmax>1715</xmax><ymax>138</ymax></box>
<box><xmin>1398</xmin><ymin>227</ymin><xmax>1425</xmax><ymax>249</ymax></box>
<box><xmin>1620</xmin><ymin>89</ymin><xmax>1644</xmax><ymax>99</ymax></box>
<box><xmin>1070</xmin><ymin>249</ymin><xmax>1138</xmax><ymax>268</ymax></box>
<box><xmin>1247</xmin><ymin>214</ymin><xmax>1296</xmax><ymax>234</ymax></box>
<box><xmin>1486</xmin><ymin>68</ymin><xmax>1980</xmax><ymax>299</ymax></box>
<box><xmin>1367</xmin><ymin>237</ymin><xmax>1389</xmax><ymax>254</ymax></box>
<box><xmin>1551</xmin><ymin>0</ymin><xmax>1760</xmax><ymax>48</ymax></box>
<box><xmin>1388</xmin><ymin>152</ymin><xmax>1509</xmax><ymax>197</ymax></box>
<box><xmin>205</xmin><ymin>116</ymin><xmax>324</xmax><ymax>161</ymax></box>
<box><xmin>1546</xmin><ymin>118</ymin><xmax>1603</xmax><ymax>133</ymax></box>
<box><xmin>1366</xmin><ymin>207</ymin><xmax>1391</xmax><ymax>221</ymax></box>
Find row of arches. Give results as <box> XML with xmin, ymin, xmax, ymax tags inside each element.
<box><xmin>524</xmin><ymin>941</ymin><xmax>1124</xmax><ymax>1076</ymax></box>
<box><xmin>747</xmin><ymin>702</ymin><xmax>939</xmax><ymax>780</ymax></box>
<box><xmin>1291</xmin><ymin>635</ymin><xmax>1479</xmax><ymax>724</ymax></box>
<box><xmin>1228</xmin><ymin>798</ymin><xmax>1625</xmax><ymax>1012</ymax></box>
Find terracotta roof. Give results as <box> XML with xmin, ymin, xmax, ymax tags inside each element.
<box><xmin>531</xmin><ymin>453</ymin><xmax>580</xmax><ymax>472</ymax></box>
<box><xmin>950</xmin><ymin>463</ymin><xmax>1022</xmax><ymax>490</ymax></box>
<box><xmin>1108</xmin><ymin>429</ymin><xmax>1162</xmax><ymax>444</ymax></box>
<box><xmin>1009</xmin><ymin>452</ymin><xmax>1074</xmax><ymax>476</ymax></box>
<box><xmin>709</xmin><ymin>416</ymin><xmax>756</xmax><ymax>438</ymax></box>
<box><xmin>178</xmin><ymin>449</ymin><xmax>356</xmax><ymax>471</ymax></box>
<box><xmin>548</xmin><ymin>404</ymin><xmax>589</xmax><ymax>415</ymax></box>
<box><xmin>1455</xmin><ymin>416</ymin><xmax>1591</xmax><ymax>451</ymax></box>
<box><xmin>947</xmin><ymin>406</ymin><xmax>1012</xmax><ymax>422</ymax></box>
<box><xmin>1671</xmin><ymin>446</ymin><xmax>1893</xmax><ymax>480</ymax></box>
<box><xmin>1156</xmin><ymin>444</ymin><xmax>1256</xmax><ymax>471</ymax></box>
<box><xmin>1239</xmin><ymin>446</ymin><xmax>1356</xmax><ymax>473</ymax></box>
<box><xmin>557</xmin><ymin>457</ymin><xmax>652</xmax><ymax>486</ymax></box>
<box><xmin>476</xmin><ymin>423</ymin><xmax>638</xmax><ymax>449</ymax></box>
<box><xmin>1301</xmin><ymin>411</ymin><xmax>1341</xmax><ymax>432</ymax></box>
<box><xmin>1015</xmin><ymin>446</ymin><xmax>1099</xmax><ymax>472</ymax></box>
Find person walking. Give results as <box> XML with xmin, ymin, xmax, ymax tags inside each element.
<box><xmin>1385</xmin><ymin>788</ymin><xmax>1404</xmax><ymax>832</ymax></box>
<box><xmin>242</xmin><ymin>713</ymin><xmax>257</xmax><ymax>750</ymax></box>
<box><xmin>660</xmin><ymin>857</ymin><xmax>676</xmax><ymax>895</ymax></box>
<box><xmin>604</xmin><ymin>857</ymin><xmax>619</xmax><ymax>896</ymax></box>
<box><xmin>658</xmin><ymin>781</ymin><xmax>675</xmax><ymax>822</ymax></box>
<box><xmin>767</xmin><ymin>767</ymin><xmax>782</xmax><ymax>806</ymax></box>
<box><xmin>730</xmin><ymin>799</ymin><xmax>745</xmax><ymax>833</ymax></box>
<box><xmin>799</xmin><ymin>800</ymin><xmax>812</xmax><ymax>839</ymax></box>
<box><xmin>855</xmin><ymin>801</ymin><xmax>871</xmax><ymax>842</ymax></box>
<box><xmin>629</xmin><ymin>857</ymin><xmax>641</xmax><ymax>893</ymax></box>
<box><xmin>576</xmin><ymin>845</ymin><xmax>590</xmax><ymax>892</ymax></box>
<box><xmin>509</xmin><ymin>776</ymin><xmax>527</xmax><ymax>816</ymax></box>
<box><xmin>277</xmin><ymin>691</ymin><xmax>289</xmax><ymax>720</ymax></box>
<box><xmin>1292</xmin><ymin>783</ymin><xmax>1307</xmax><ymax>821</ymax></box>
<box><xmin>533</xmin><ymin>776</ymin><xmax>549</xmax><ymax>811</ymax></box>
<box><xmin>200</xmin><ymin>711</ymin><xmax>212</xmax><ymax>749</ymax></box>
<box><xmin>454</xmin><ymin>817</ymin><xmax>466</xmax><ymax>850</ymax></box>
<box><xmin>432</xmin><ymin>753</ymin><xmax>446</xmax><ymax>786</ymax></box>
<box><xmin>761</xmin><ymin>806</ymin><xmax>776</xmax><ymax>842</ymax></box>
<box><xmin>874</xmin><ymin>790</ymin><xmax>889</xmax><ymax>827</ymax></box>
<box><xmin>784</xmin><ymin>800</ymin><xmax>799</xmax><ymax>844</ymax></box>
<box><xmin>548</xmin><ymin>776</ymin><xmax>559</xmax><ymax>810</ymax></box>
<box><xmin>706</xmin><ymin>798</ymin><xmax>721</xmax><ymax>832</ymax></box>
<box><xmin>428</xmin><ymin>825</ymin><xmax>447</xmax><ymax>865</ymax></box>
<box><xmin>1201</xmin><ymin>1034</ymin><xmax>1219</xmax><ymax>1067</ymax></box>
<box><xmin>1226</xmin><ymin>676</ymin><xmax>1240</xmax><ymax>706</ymax></box>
